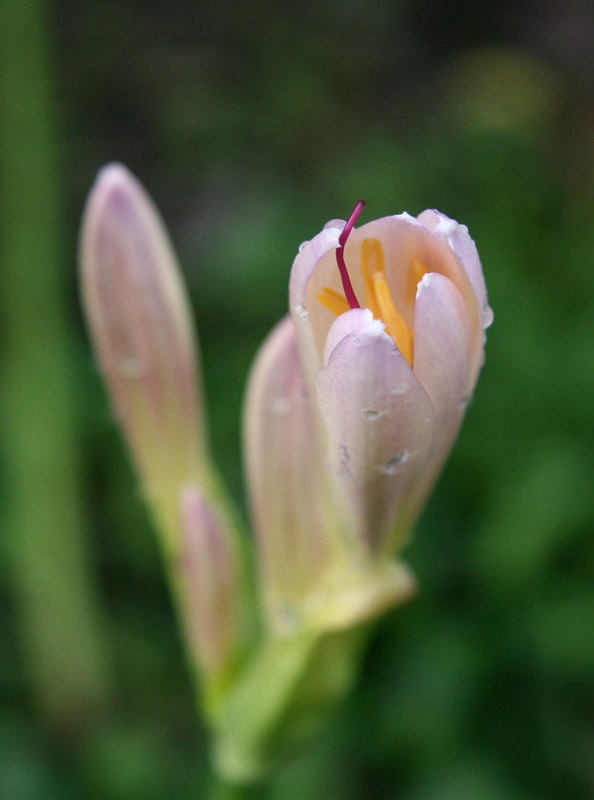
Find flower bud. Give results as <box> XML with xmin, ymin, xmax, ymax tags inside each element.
<box><xmin>244</xmin><ymin>316</ymin><xmax>417</xmax><ymax>635</ymax></box>
<box><xmin>80</xmin><ymin>164</ymin><xmax>206</xmax><ymax>551</ymax></box>
<box><xmin>290</xmin><ymin>207</ymin><xmax>492</xmax><ymax>554</ymax></box>
<box><xmin>243</xmin><ymin>316</ymin><xmax>336</xmax><ymax>633</ymax></box>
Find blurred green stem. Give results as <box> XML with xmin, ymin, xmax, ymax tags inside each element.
<box><xmin>0</xmin><ymin>0</ymin><xmax>110</xmax><ymax>723</ymax></box>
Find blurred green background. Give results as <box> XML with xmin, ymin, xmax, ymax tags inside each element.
<box><xmin>1</xmin><ymin>0</ymin><xmax>594</xmax><ymax>798</ymax></box>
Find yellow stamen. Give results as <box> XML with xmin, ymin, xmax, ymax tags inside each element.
<box><xmin>317</xmin><ymin>287</ymin><xmax>350</xmax><ymax>316</ymax></box>
<box><xmin>360</xmin><ymin>237</ymin><xmax>384</xmax><ymax>317</ymax></box>
<box><xmin>373</xmin><ymin>271</ymin><xmax>413</xmax><ymax>365</ymax></box>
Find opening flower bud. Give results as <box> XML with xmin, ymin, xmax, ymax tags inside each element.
<box><xmin>290</xmin><ymin>205</ymin><xmax>492</xmax><ymax>554</ymax></box>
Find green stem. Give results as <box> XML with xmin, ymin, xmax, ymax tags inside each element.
<box><xmin>0</xmin><ymin>0</ymin><xmax>111</xmax><ymax>723</ymax></box>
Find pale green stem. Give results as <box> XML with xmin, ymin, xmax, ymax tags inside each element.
<box><xmin>0</xmin><ymin>0</ymin><xmax>111</xmax><ymax>722</ymax></box>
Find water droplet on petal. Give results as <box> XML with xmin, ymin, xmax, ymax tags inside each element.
<box><xmin>298</xmin><ymin>240</ymin><xmax>309</xmax><ymax>252</ymax></box>
<box><xmin>271</xmin><ymin>396</ymin><xmax>292</xmax><ymax>416</ymax></box>
<box><xmin>295</xmin><ymin>302</ymin><xmax>309</xmax><ymax>319</ymax></box>
<box><xmin>391</xmin><ymin>382</ymin><xmax>408</xmax><ymax>395</ymax></box>
<box><xmin>382</xmin><ymin>451</ymin><xmax>409</xmax><ymax>474</ymax></box>
<box><xmin>482</xmin><ymin>304</ymin><xmax>494</xmax><ymax>328</ymax></box>
<box><xmin>119</xmin><ymin>354</ymin><xmax>144</xmax><ymax>379</ymax></box>
<box><xmin>363</xmin><ymin>408</ymin><xmax>381</xmax><ymax>420</ymax></box>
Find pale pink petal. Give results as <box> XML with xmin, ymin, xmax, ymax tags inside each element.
<box><xmin>243</xmin><ymin>316</ymin><xmax>334</xmax><ymax>631</ymax></box>
<box><xmin>288</xmin><ymin>225</ymin><xmax>342</xmax><ymax>388</ymax></box>
<box><xmin>322</xmin><ymin>308</ymin><xmax>383</xmax><ymax>364</ymax></box>
<box><xmin>414</xmin><ymin>272</ymin><xmax>473</xmax><ymax>408</ymax></box>
<box><xmin>417</xmin><ymin>208</ymin><xmax>493</xmax><ymax>330</ymax></box>
<box><xmin>316</xmin><ymin>316</ymin><xmax>434</xmax><ymax>555</ymax></box>
<box><xmin>404</xmin><ymin>273</ymin><xmax>473</xmax><ymax>527</ymax></box>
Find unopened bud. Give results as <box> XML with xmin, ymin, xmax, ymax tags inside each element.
<box><xmin>80</xmin><ymin>164</ymin><xmax>206</xmax><ymax>550</ymax></box>
<box><xmin>243</xmin><ymin>317</ymin><xmax>336</xmax><ymax>633</ymax></box>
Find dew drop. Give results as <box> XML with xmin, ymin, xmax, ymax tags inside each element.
<box><xmin>482</xmin><ymin>304</ymin><xmax>494</xmax><ymax>328</ymax></box>
<box><xmin>382</xmin><ymin>451</ymin><xmax>409</xmax><ymax>474</ymax></box>
<box><xmin>391</xmin><ymin>382</ymin><xmax>408</xmax><ymax>395</ymax></box>
<box><xmin>271</xmin><ymin>396</ymin><xmax>292</xmax><ymax>416</ymax></box>
<box><xmin>298</xmin><ymin>240</ymin><xmax>309</xmax><ymax>252</ymax></box>
<box><xmin>295</xmin><ymin>302</ymin><xmax>309</xmax><ymax>319</ymax></box>
<box><xmin>119</xmin><ymin>354</ymin><xmax>144</xmax><ymax>379</ymax></box>
<box><xmin>363</xmin><ymin>408</ymin><xmax>381</xmax><ymax>420</ymax></box>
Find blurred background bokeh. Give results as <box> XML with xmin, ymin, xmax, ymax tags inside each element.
<box><xmin>1</xmin><ymin>0</ymin><xmax>594</xmax><ymax>798</ymax></box>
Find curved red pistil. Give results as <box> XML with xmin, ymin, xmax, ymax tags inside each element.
<box><xmin>336</xmin><ymin>200</ymin><xmax>365</xmax><ymax>309</ymax></box>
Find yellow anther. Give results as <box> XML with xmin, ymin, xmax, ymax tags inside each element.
<box><xmin>317</xmin><ymin>287</ymin><xmax>350</xmax><ymax>316</ymax></box>
<box><xmin>360</xmin><ymin>238</ymin><xmax>384</xmax><ymax>317</ymax></box>
<box><xmin>373</xmin><ymin>271</ymin><xmax>413</xmax><ymax>365</ymax></box>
